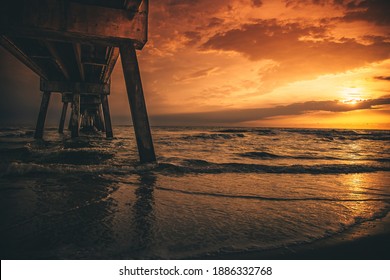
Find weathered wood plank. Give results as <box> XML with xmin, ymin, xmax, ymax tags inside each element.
<box><xmin>124</xmin><ymin>0</ymin><xmax>143</xmax><ymax>13</ymax></box>
<box><xmin>0</xmin><ymin>36</ymin><xmax>49</xmax><ymax>79</ymax></box>
<box><xmin>120</xmin><ymin>42</ymin><xmax>156</xmax><ymax>163</ymax></box>
<box><xmin>101</xmin><ymin>47</ymin><xmax>120</xmax><ymax>83</ymax></box>
<box><xmin>58</xmin><ymin>102</ymin><xmax>68</xmax><ymax>133</ymax></box>
<box><xmin>67</xmin><ymin>1</ymin><xmax>147</xmax><ymax>46</ymax></box>
<box><xmin>73</xmin><ymin>0</ymin><xmax>142</xmax><ymax>17</ymax></box>
<box><xmin>81</xmin><ymin>57</ymin><xmax>107</xmax><ymax>66</ymax></box>
<box><xmin>44</xmin><ymin>41</ymin><xmax>70</xmax><ymax>80</ymax></box>
<box><xmin>34</xmin><ymin>91</ymin><xmax>51</xmax><ymax>139</ymax></box>
<box><xmin>0</xmin><ymin>0</ymin><xmax>148</xmax><ymax>49</ymax></box>
<box><xmin>73</xmin><ymin>43</ymin><xmax>85</xmax><ymax>81</ymax></box>
<box><xmin>40</xmin><ymin>79</ymin><xmax>110</xmax><ymax>95</ymax></box>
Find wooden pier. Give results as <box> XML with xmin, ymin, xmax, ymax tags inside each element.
<box><xmin>0</xmin><ymin>0</ymin><xmax>156</xmax><ymax>163</ymax></box>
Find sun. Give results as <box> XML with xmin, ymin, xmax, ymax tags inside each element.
<box><xmin>340</xmin><ymin>87</ymin><xmax>365</xmax><ymax>105</ymax></box>
<box><xmin>344</xmin><ymin>98</ymin><xmax>359</xmax><ymax>105</ymax></box>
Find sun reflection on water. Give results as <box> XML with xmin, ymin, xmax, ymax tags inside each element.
<box><xmin>342</xmin><ymin>173</ymin><xmax>379</xmax><ymax>218</ymax></box>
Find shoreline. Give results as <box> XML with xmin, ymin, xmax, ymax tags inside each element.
<box><xmin>198</xmin><ymin>212</ymin><xmax>390</xmax><ymax>260</ymax></box>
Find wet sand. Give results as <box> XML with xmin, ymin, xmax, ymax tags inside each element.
<box><xmin>200</xmin><ymin>213</ymin><xmax>390</xmax><ymax>260</ymax></box>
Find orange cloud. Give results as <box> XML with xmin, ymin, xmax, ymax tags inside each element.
<box><xmin>202</xmin><ymin>20</ymin><xmax>390</xmax><ymax>84</ymax></box>
<box><xmin>149</xmin><ymin>96</ymin><xmax>390</xmax><ymax>125</ymax></box>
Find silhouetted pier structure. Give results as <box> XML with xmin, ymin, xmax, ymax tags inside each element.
<box><xmin>0</xmin><ymin>0</ymin><xmax>156</xmax><ymax>163</ymax></box>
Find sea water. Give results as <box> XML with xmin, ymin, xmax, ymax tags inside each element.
<box><xmin>0</xmin><ymin>126</ymin><xmax>389</xmax><ymax>259</ymax></box>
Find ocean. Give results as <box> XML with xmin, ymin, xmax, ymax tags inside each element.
<box><xmin>0</xmin><ymin>126</ymin><xmax>389</xmax><ymax>259</ymax></box>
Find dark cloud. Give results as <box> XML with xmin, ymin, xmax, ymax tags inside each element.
<box><xmin>154</xmin><ymin>0</ymin><xmax>228</xmax><ymax>19</ymax></box>
<box><xmin>184</xmin><ymin>31</ymin><xmax>202</xmax><ymax>45</ymax></box>
<box><xmin>361</xmin><ymin>35</ymin><xmax>389</xmax><ymax>44</ymax></box>
<box><xmin>284</xmin><ymin>0</ymin><xmax>328</xmax><ymax>8</ymax></box>
<box><xmin>374</xmin><ymin>76</ymin><xmax>390</xmax><ymax>81</ymax></box>
<box><xmin>148</xmin><ymin>0</ymin><xmax>231</xmax><ymax>49</ymax></box>
<box><xmin>167</xmin><ymin>0</ymin><xmax>200</xmax><ymax>6</ymax></box>
<box><xmin>150</xmin><ymin>96</ymin><xmax>390</xmax><ymax>125</ymax></box>
<box><xmin>343</xmin><ymin>0</ymin><xmax>390</xmax><ymax>26</ymax></box>
<box><xmin>204</xmin><ymin>17</ymin><xmax>225</xmax><ymax>29</ymax></box>
<box><xmin>252</xmin><ymin>0</ymin><xmax>263</xmax><ymax>7</ymax></box>
<box><xmin>175</xmin><ymin>67</ymin><xmax>219</xmax><ymax>82</ymax></box>
<box><xmin>202</xmin><ymin>19</ymin><xmax>390</xmax><ymax>84</ymax></box>
<box><xmin>286</xmin><ymin>0</ymin><xmax>390</xmax><ymax>26</ymax></box>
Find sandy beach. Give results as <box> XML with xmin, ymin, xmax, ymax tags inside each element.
<box><xmin>202</xmin><ymin>213</ymin><xmax>390</xmax><ymax>260</ymax></box>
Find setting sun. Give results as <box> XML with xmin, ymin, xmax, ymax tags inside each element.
<box><xmin>340</xmin><ymin>87</ymin><xmax>365</xmax><ymax>105</ymax></box>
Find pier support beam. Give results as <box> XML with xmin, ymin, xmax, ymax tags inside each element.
<box><xmin>120</xmin><ymin>42</ymin><xmax>156</xmax><ymax>163</ymax></box>
<box><xmin>34</xmin><ymin>91</ymin><xmax>51</xmax><ymax>139</ymax></box>
<box><xmin>92</xmin><ymin>105</ymin><xmax>105</xmax><ymax>132</ymax></box>
<box><xmin>101</xmin><ymin>95</ymin><xmax>113</xmax><ymax>138</ymax></box>
<box><xmin>98</xmin><ymin>105</ymin><xmax>106</xmax><ymax>132</ymax></box>
<box><xmin>58</xmin><ymin>102</ymin><xmax>68</xmax><ymax>133</ymax></box>
<box><xmin>68</xmin><ymin>109</ymin><xmax>74</xmax><ymax>131</ymax></box>
<box><xmin>71</xmin><ymin>93</ymin><xmax>80</xmax><ymax>138</ymax></box>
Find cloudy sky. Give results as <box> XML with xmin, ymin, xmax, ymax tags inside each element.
<box><xmin>1</xmin><ymin>0</ymin><xmax>389</xmax><ymax>128</ymax></box>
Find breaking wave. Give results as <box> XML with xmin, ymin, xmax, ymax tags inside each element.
<box><xmin>158</xmin><ymin>160</ymin><xmax>390</xmax><ymax>174</ymax></box>
<box><xmin>284</xmin><ymin>128</ymin><xmax>390</xmax><ymax>141</ymax></box>
<box><xmin>156</xmin><ymin>186</ymin><xmax>390</xmax><ymax>202</ymax></box>
<box><xmin>182</xmin><ymin>133</ymin><xmax>245</xmax><ymax>140</ymax></box>
<box><xmin>239</xmin><ymin>151</ymin><xmax>389</xmax><ymax>162</ymax></box>
<box><xmin>0</xmin><ymin>130</ymin><xmax>34</xmax><ymax>138</ymax></box>
<box><xmin>3</xmin><ymin>159</ymin><xmax>388</xmax><ymax>177</ymax></box>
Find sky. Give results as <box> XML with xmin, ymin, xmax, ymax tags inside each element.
<box><xmin>1</xmin><ymin>0</ymin><xmax>390</xmax><ymax>128</ymax></box>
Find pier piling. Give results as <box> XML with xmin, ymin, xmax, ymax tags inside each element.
<box><xmin>101</xmin><ymin>95</ymin><xmax>113</xmax><ymax>138</ymax></box>
<box><xmin>120</xmin><ymin>43</ymin><xmax>156</xmax><ymax>163</ymax></box>
<box><xmin>34</xmin><ymin>91</ymin><xmax>51</xmax><ymax>139</ymax></box>
<box><xmin>58</xmin><ymin>102</ymin><xmax>68</xmax><ymax>134</ymax></box>
<box><xmin>71</xmin><ymin>93</ymin><xmax>80</xmax><ymax>138</ymax></box>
